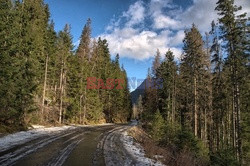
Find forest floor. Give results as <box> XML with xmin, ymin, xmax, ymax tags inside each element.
<box><xmin>0</xmin><ymin>122</ymin><xmax>165</xmax><ymax>166</ymax></box>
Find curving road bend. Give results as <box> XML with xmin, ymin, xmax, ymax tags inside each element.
<box><xmin>0</xmin><ymin>124</ymin><xmax>134</xmax><ymax>166</ymax></box>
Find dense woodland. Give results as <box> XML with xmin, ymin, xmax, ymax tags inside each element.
<box><xmin>0</xmin><ymin>0</ymin><xmax>132</xmax><ymax>130</ymax></box>
<box><xmin>133</xmin><ymin>0</ymin><xmax>250</xmax><ymax>165</ymax></box>
<box><xmin>0</xmin><ymin>0</ymin><xmax>250</xmax><ymax>165</ymax></box>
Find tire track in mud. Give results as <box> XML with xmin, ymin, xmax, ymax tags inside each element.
<box><xmin>46</xmin><ymin>133</ymin><xmax>85</xmax><ymax>166</ymax></box>
<box><xmin>64</xmin><ymin>124</ymin><xmax>118</xmax><ymax>166</ymax></box>
<box><xmin>0</xmin><ymin>128</ymin><xmax>85</xmax><ymax>166</ymax></box>
<box><xmin>12</xmin><ymin>125</ymin><xmax>118</xmax><ymax>166</ymax></box>
<box><xmin>93</xmin><ymin>126</ymin><xmax>125</xmax><ymax>165</ymax></box>
<box><xmin>94</xmin><ymin>125</ymin><xmax>138</xmax><ymax>166</ymax></box>
<box><xmin>0</xmin><ymin>124</ymin><xmax>133</xmax><ymax>166</ymax></box>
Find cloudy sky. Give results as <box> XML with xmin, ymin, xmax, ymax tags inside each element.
<box><xmin>45</xmin><ymin>0</ymin><xmax>249</xmax><ymax>90</ymax></box>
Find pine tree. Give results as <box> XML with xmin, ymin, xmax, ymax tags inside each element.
<box><xmin>86</xmin><ymin>89</ymin><xmax>104</xmax><ymax>123</ymax></box>
<box><xmin>40</xmin><ymin>5</ymin><xmax>56</xmax><ymax>119</ymax></box>
<box><xmin>142</xmin><ymin>67</ymin><xmax>158</xmax><ymax>126</ymax></box>
<box><xmin>151</xmin><ymin>109</ymin><xmax>165</xmax><ymax>141</ymax></box>
<box><xmin>108</xmin><ymin>55</ymin><xmax>131</xmax><ymax>123</ymax></box>
<box><xmin>216</xmin><ymin>0</ymin><xmax>249</xmax><ymax>162</ymax></box>
<box><xmin>74</xmin><ymin>19</ymin><xmax>92</xmax><ymax>123</ymax></box>
<box><xmin>12</xmin><ymin>0</ymin><xmax>48</xmax><ymax>124</ymax></box>
<box><xmin>43</xmin><ymin>21</ymin><xmax>58</xmax><ymax>122</ymax></box>
<box><xmin>96</xmin><ymin>38</ymin><xmax>113</xmax><ymax>122</ymax></box>
<box><xmin>152</xmin><ymin>49</ymin><xmax>161</xmax><ymax>77</ymax></box>
<box><xmin>0</xmin><ymin>0</ymin><xmax>20</xmax><ymax>125</ymax></box>
<box><xmin>157</xmin><ymin>50</ymin><xmax>177</xmax><ymax>123</ymax></box>
<box><xmin>76</xmin><ymin>18</ymin><xmax>91</xmax><ymax>59</ymax></box>
<box><xmin>209</xmin><ymin>21</ymin><xmax>227</xmax><ymax>152</ymax></box>
<box><xmin>57</xmin><ymin>24</ymin><xmax>73</xmax><ymax>124</ymax></box>
<box><xmin>120</xmin><ymin>67</ymin><xmax>132</xmax><ymax>122</ymax></box>
<box><xmin>66</xmin><ymin>53</ymin><xmax>82</xmax><ymax>123</ymax></box>
<box><xmin>181</xmin><ymin>24</ymin><xmax>211</xmax><ymax>139</ymax></box>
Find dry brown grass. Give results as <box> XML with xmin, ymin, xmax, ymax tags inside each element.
<box><xmin>127</xmin><ymin>126</ymin><xmax>199</xmax><ymax>166</ymax></box>
<box><xmin>128</xmin><ymin>126</ymin><xmax>175</xmax><ymax>165</ymax></box>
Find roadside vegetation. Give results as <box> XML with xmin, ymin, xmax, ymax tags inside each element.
<box><xmin>133</xmin><ymin>0</ymin><xmax>249</xmax><ymax>165</ymax></box>
<box><xmin>0</xmin><ymin>0</ymin><xmax>132</xmax><ymax>133</ymax></box>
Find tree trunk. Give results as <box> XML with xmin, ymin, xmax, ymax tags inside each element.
<box><xmin>194</xmin><ymin>76</ymin><xmax>198</xmax><ymax>136</ymax></box>
<box><xmin>59</xmin><ymin>59</ymin><xmax>64</xmax><ymax>124</ymax></box>
<box><xmin>62</xmin><ymin>70</ymin><xmax>67</xmax><ymax>123</ymax></box>
<box><xmin>172</xmin><ymin>74</ymin><xmax>176</xmax><ymax>124</ymax></box>
<box><xmin>236</xmin><ymin>75</ymin><xmax>242</xmax><ymax>162</ymax></box>
<box><xmin>168</xmin><ymin>91</ymin><xmax>171</xmax><ymax>122</ymax></box>
<box><xmin>41</xmin><ymin>55</ymin><xmax>48</xmax><ymax>118</ymax></box>
<box><xmin>204</xmin><ymin>108</ymin><xmax>207</xmax><ymax>144</ymax></box>
<box><xmin>83</xmin><ymin>86</ymin><xmax>87</xmax><ymax>124</ymax></box>
<box><xmin>79</xmin><ymin>95</ymin><xmax>82</xmax><ymax>124</ymax></box>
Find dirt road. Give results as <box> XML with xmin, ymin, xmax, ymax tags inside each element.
<box><xmin>0</xmin><ymin>124</ymin><xmax>132</xmax><ymax>166</ymax></box>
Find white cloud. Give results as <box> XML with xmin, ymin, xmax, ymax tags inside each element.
<box><xmin>101</xmin><ymin>27</ymin><xmax>182</xmax><ymax>60</ymax></box>
<box><xmin>99</xmin><ymin>0</ymin><xmax>183</xmax><ymax>60</ymax></box>
<box><xmin>99</xmin><ymin>0</ymin><xmax>249</xmax><ymax>61</ymax></box>
<box><xmin>153</xmin><ymin>15</ymin><xmax>182</xmax><ymax>29</ymax></box>
<box><xmin>105</xmin><ymin>19</ymin><xmax>119</xmax><ymax>31</ymax></box>
<box><xmin>177</xmin><ymin>0</ymin><xmax>218</xmax><ymax>32</ymax></box>
<box><xmin>149</xmin><ymin>0</ymin><xmax>173</xmax><ymax>16</ymax></box>
<box><xmin>169</xmin><ymin>30</ymin><xmax>185</xmax><ymax>46</ymax></box>
<box><xmin>150</xmin><ymin>0</ymin><xmax>180</xmax><ymax>30</ymax></box>
<box><xmin>123</xmin><ymin>1</ymin><xmax>145</xmax><ymax>27</ymax></box>
<box><xmin>178</xmin><ymin>0</ymin><xmax>250</xmax><ymax>32</ymax></box>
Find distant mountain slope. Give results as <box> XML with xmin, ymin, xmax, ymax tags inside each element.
<box><xmin>130</xmin><ymin>79</ymin><xmax>146</xmax><ymax>104</ymax></box>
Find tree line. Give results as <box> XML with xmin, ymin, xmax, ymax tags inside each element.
<box><xmin>0</xmin><ymin>0</ymin><xmax>132</xmax><ymax>131</ymax></box>
<box><xmin>134</xmin><ymin>0</ymin><xmax>249</xmax><ymax>165</ymax></box>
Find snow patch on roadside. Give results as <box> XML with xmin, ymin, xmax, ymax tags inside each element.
<box><xmin>121</xmin><ymin>131</ymin><xmax>165</xmax><ymax>166</ymax></box>
<box><xmin>29</xmin><ymin>125</ymin><xmax>45</xmax><ymax>129</ymax></box>
<box><xmin>73</xmin><ymin>123</ymin><xmax>114</xmax><ymax>127</ymax></box>
<box><xmin>0</xmin><ymin>125</ymin><xmax>76</xmax><ymax>152</ymax></box>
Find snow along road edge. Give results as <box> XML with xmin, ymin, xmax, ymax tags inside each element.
<box><xmin>102</xmin><ymin>124</ymin><xmax>165</xmax><ymax>166</ymax></box>
<box><xmin>0</xmin><ymin>125</ymin><xmax>77</xmax><ymax>153</ymax></box>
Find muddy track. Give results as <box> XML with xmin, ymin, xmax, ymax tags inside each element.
<box><xmin>0</xmin><ymin>127</ymin><xmax>84</xmax><ymax>166</ymax></box>
<box><xmin>0</xmin><ymin>124</ymin><xmax>134</xmax><ymax>166</ymax></box>
<box><xmin>95</xmin><ymin>125</ymin><xmax>138</xmax><ymax>166</ymax></box>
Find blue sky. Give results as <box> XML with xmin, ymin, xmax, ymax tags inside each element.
<box><xmin>44</xmin><ymin>0</ymin><xmax>250</xmax><ymax>91</ymax></box>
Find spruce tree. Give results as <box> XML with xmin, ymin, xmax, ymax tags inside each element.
<box><xmin>157</xmin><ymin>50</ymin><xmax>177</xmax><ymax>123</ymax></box>
<box><xmin>0</xmin><ymin>0</ymin><xmax>19</xmax><ymax>125</ymax></box>
<box><xmin>75</xmin><ymin>19</ymin><xmax>92</xmax><ymax>123</ymax></box>
<box><xmin>181</xmin><ymin>24</ymin><xmax>211</xmax><ymax>139</ymax></box>
<box><xmin>216</xmin><ymin>0</ymin><xmax>249</xmax><ymax>162</ymax></box>
<box><xmin>57</xmin><ymin>24</ymin><xmax>73</xmax><ymax>123</ymax></box>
